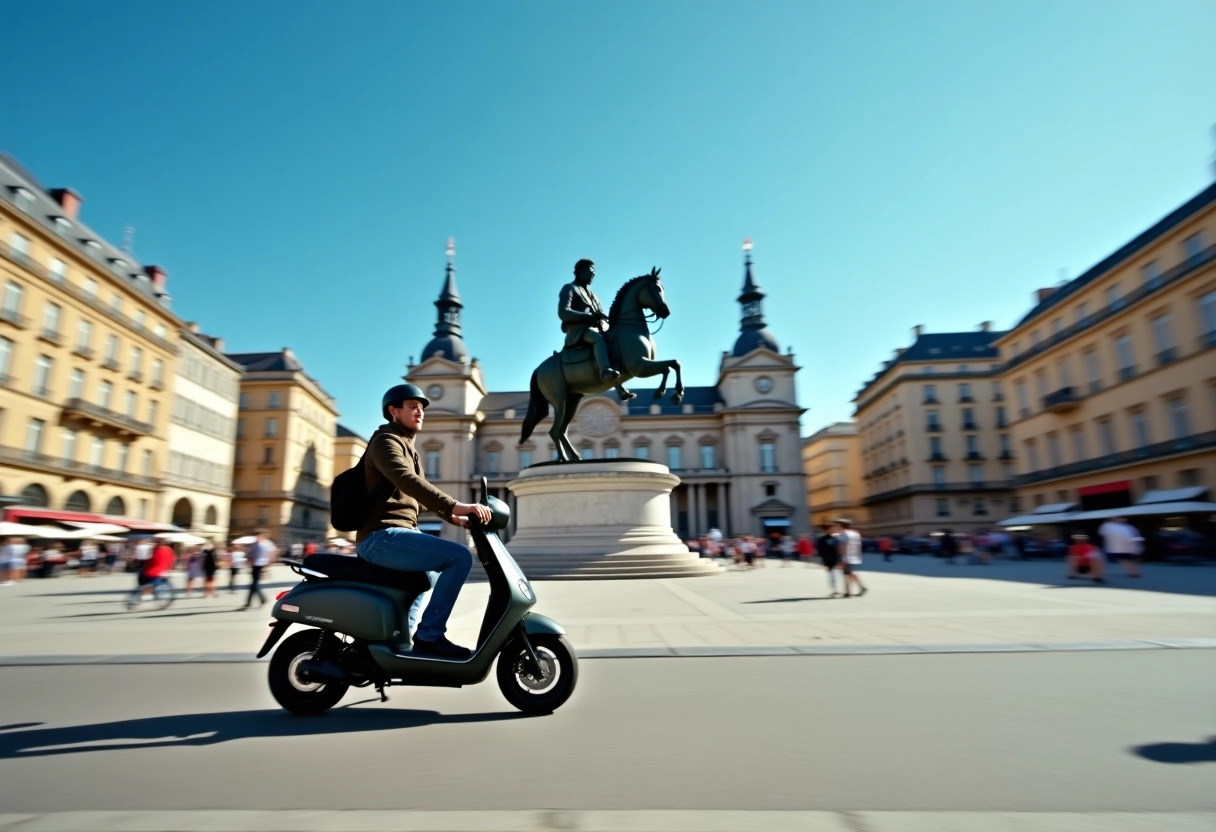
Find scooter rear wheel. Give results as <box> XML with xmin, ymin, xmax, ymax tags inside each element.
<box><xmin>269</xmin><ymin>630</ymin><xmax>349</xmax><ymax>716</ymax></box>
<box><xmin>495</xmin><ymin>634</ymin><xmax>578</xmax><ymax>714</ymax></box>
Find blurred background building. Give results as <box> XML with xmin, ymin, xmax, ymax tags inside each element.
<box><xmin>999</xmin><ymin>182</ymin><xmax>1216</xmax><ymax>514</ymax></box>
<box><xmin>0</xmin><ymin>153</ymin><xmax>184</xmax><ymax>531</ymax></box>
<box><xmin>226</xmin><ymin>348</ymin><xmax>338</xmax><ymax>546</ymax></box>
<box><xmin>163</xmin><ymin>326</ymin><xmax>241</xmax><ymax>540</ymax></box>
<box><xmin>801</xmin><ymin>421</ymin><xmax>866</xmax><ymax>531</ymax></box>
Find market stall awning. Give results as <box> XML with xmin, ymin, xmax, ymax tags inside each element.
<box><xmin>4</xmin><ymin>507</ymin><xmax>179</xmax><ymax>533</ymax></box>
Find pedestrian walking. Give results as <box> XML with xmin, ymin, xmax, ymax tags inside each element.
<box><xmin>228</xmin><ymin>545</ymin><xmax>245</xmax><ymax>593</ymax></box>
<box><xmin>1098</xmin><ymin>516</ymin><xmax>1143</xmax><ymax>578</ymax></box>
<box><xmin>242</xmin><ymin>531</ymin><xmax>275</xmax><ymax>609</ymax></box>
<box><xmin>878</xmin><ymin>535</ymin><xmax>894</xmax><ymax>562</ymax></box>
<box><xmin>837</xmin><ymin>519</ymin><xmax>867</xmax><ymax>598</ymax></box>
<box><xmin>78</xmin><ymin>541</ymin><xmax>99</xmax><ymax>576</ymax></box>
<box><xmin>940</xmin><ymin>529</ymin><xmax>959</xmax><ymax>564</ymax></box>
<box><xmin>184</xmin><ymin>547</ymin><xmax>203</xmax><ymax>597</ymax></box>
<box><xmin>815</xmin><ymin>524</ymin><xmax>841</xmax><ymax>597</ymax></box>
<box><xmin>1</xmin><ymin>537</ymin><xmax>30</xmax><ymax>585</ymax></box>
<box><xmin>780</xmin><ymin>533</ymin><xmax>797</xmax><ymax>566</ymax></box>
<box><xmin>796</xmin><ymin>533</ymin><xmax>813</xmax><ymax>564</ymax></box>
<box><xmin>201</xmin><ymin>543</ymin><xmax>219</xmax><ymax>598</ymax></box>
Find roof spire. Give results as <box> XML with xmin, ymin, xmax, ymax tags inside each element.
<box><xmin>419</xmin><ymin>237</ymin><xmax>469</xmax><ymax>362</ymax></box>
<box><xmin>730</xmin><ymin>237</ymin><xmax>781</xmax><ymax>357</ymax></box>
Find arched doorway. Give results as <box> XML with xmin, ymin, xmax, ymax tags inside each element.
<box><xmin>204</xmin><ymin>505</ymin><xmax>218</xmax><ymax>526</ymax></box>
<box><xmin>65</xmin><ymin>490</ymin><xmax>92</xmax><ymax>512</ymax></box>
<box><xmin>20</xmin><ymin>484</ymin><xmax>49</xmax><ymax>507</ymax></box>
<box><xmin>171</xmin><ymin>498</ymin><xmax>193</xmax><ymax>529</ymax></box>
<box><xmin>105</xmin><ymin>496</ymin><xmax>127</xmax><ymax>516</ymax></box>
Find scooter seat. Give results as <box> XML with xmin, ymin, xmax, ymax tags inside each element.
<box><xmin>301</xmin><ymin>554</ymin><xmax>431</xmax><ymax>594</ymax></box>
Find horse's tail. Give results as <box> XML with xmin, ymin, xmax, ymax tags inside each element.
<box><xmin>520</xmin><ymin>370</ymin><xmax>547</xmax><ymax>444</ymax></box>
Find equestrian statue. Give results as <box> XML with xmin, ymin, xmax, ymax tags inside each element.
<box><xmin>520</xmin><ymin>259</ymin><xmax>684</xmax><ymax>462</ymax></box>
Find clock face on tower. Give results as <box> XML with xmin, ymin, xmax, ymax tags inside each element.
<box><xmin>426</xmin><ymin>384</ymin><xmax>444</xmax><ymax>402</ymax></box>
<box><xmin>754</xmin><ymin>375</ymin><xmax>774</xmax><ymax>394</ymax></box>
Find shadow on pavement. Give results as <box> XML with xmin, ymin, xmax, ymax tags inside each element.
<box><xmin>860</xmin><ymin>556</ymin><xmax>1216</xmax><ymax>598</ymax></box>
<box><xmin>1133</xmin><ymin>736</ymin><xmax>1216</xmax><ymax>764</ymax></box>
<box><xmin>741</xmin><ymin>597</ymin><xmax>835</xmax><ymax>604</ymax></box>
<box><xmin>0</xmin><ymin>708</ymin><xmax>530</xmax><ymax>759</ymax></box>
<box><xmin>32</xmin><ymin>582</ymin><xmax>297</xmax><ymax>599</ymax></box>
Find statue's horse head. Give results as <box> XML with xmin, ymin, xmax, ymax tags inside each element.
<box><xmin>609</xmin><ymin>266</ymin><xmax>670</xmax><ymax>327</ymax></box>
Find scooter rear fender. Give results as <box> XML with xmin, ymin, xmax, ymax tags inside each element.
<box><xmin>271</xmin><ymin>581</ymin><xmax>411</xmax><ymax>643</ymax></box>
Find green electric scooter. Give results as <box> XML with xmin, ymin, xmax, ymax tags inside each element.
<box><xmin>257</xmin><ymin>480</ymin><xmax>576</xmax><ymax>716</ymax></box>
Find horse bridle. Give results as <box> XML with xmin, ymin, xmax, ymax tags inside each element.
<box><xmin>613</xmin><ymin>276</ymin><xmax>667</xmax><ymax>333</ymax></box>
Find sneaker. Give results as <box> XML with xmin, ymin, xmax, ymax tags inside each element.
<box><xmin>412</xmin><ymin>636</ymin><xmax>472</xmax><ymax>659</ymax></box>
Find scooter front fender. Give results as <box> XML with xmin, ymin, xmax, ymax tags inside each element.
<box><xmin>521</xmin><ymin>612</ymin><xmax>565</xmax><ymax>636</ymax></box>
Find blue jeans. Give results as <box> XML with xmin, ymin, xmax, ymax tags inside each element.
<box><xmin>356</xmin><ymin>528</ymin><xmax>472</xmax><ymax>642</ymax></box>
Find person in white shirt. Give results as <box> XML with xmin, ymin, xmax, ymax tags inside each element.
<box><xmin>1098</xmin><ymin>516</ymin><xmax>1143</xmax><ymax>578</ymax></box>
<box><xmin>242</xmin><ymin>531</ymin><xmax>277</xmax><ymax>609</ymax></box>
<box><xmin>835</xmin><ymin>519</ymin><xmax>868</xmax><ymax>598</ymax></box>
<box><xmin>2</xmin><ymin>538</ymin><xmax>31</xmax><ymax>584</ymax></box>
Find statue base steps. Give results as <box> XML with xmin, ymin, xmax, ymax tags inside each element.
<box><xmin>506</xmin><ymin>460</ymin><xmax>721</xmax><ymax>580</ymax></box>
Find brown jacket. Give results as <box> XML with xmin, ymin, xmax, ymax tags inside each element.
<box><xmin>356</xmin><ymin>422</ymin><xmax>458</xmax><ymax>543</ymax></box>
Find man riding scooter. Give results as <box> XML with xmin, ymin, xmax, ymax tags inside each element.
<box><xmin>355</xmin><ymin>383</ymin><xmax>491</xmax><ymax>659</ymax></box>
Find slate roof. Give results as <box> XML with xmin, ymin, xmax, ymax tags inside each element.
<box><xmin>477</xmin><ymin>386</ymin><xmax>725</xmax><ymax>419</ymax></box>
<box><xmin>0</xmin><ymin>152</ymin><xmax>175</xmax><ymax>310</ymax></box>
<box><xmin>336</xmin><ymin>424</ymin><xmax>366</xmax><ymax>440</ymax></box>
<box><xmin>225</xmin><ymin>351</ymin><xmax>305</xmax><ymax>373</ymax></box>
<box><xmin>855</xmin><ymin>329</ymin><xmax>1006</xmax><ymax>399</ymax></box>
<box><xmin>1014</xmin><ymin>181</ymin><xmax>1216</xmax><ymax>329</ymax></box>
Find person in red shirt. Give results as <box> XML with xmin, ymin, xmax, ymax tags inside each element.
<box><xmin>1067</xmin><ymin>534</ymin><xmax>1105</xmax><ymax>583</ymax></box>
<box><xmin>134</xmin><ymin>540</ymin><xmax>177</xmax><ymax>600</ymax></box>
<box><xmin>796</xmin><ymin>534</ymin><xmax>814</xmax><ymax>562</ymax></box>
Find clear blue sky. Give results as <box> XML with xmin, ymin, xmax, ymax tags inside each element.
<box><xmin>3</xmin><ymin>1</ymin><xmax>1214</xmax><ymax>440</ymax></box>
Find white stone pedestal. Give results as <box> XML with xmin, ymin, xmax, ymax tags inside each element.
<box><xmin>506</xmin><ymin>460</ymin><xmax>722</xmax><ymax>579</ymax></box>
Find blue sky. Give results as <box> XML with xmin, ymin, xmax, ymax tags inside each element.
<box><xmin>2</xmin><ymin>1</ymin><xmax>1214</xmax><ymax>440</ymax></box>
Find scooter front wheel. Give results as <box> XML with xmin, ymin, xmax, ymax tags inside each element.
<box><xmin>268</xmin><ymin>630</ymin><xmax>349</xmax><ymax>716</ymax></box>
<box><xmin>495</xmin><ymin>634</ymin><xmax>578</xmax><ymax>714</ymax></box>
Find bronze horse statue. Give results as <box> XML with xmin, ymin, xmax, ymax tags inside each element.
<box><xmin>521</xmin><ymin>268</ymin><xmax>684</xmax><ymax>462</ymax></box>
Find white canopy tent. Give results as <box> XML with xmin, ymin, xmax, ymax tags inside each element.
<box><xmin>998</xmin><ymin>489</ymin><xmax>1215</xmax><ymax>528</ymax></box>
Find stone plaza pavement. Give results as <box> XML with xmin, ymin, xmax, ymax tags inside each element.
<box><xmin>0</xmin><ymin>554</ymin><xmax>1213</xmax><ymax>663</ymax></box>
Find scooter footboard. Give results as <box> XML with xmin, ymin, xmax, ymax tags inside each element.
<box><xmin>272</xmin><ymin>582</ymin><xmax>409</xmax><ymax>643</ymax></box>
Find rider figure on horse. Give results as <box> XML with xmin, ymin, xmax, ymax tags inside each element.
<box><xmin>558</xmin><ymin>259</ymin><xmax>619</xmax><ymax>380</ymax></box>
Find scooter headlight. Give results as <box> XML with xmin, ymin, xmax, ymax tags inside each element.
<box><xmin>517</xmin><ymin>579</ymin><xmax>533</xmax><ymax>600</ymax></box>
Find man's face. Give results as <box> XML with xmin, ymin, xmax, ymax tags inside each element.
<box><xmin>577</xmin><ymin>262</ymin><xmax>595</xmax><ymax>284</ymax></box>
<box><xmin>390</xmin><ymin>399</ymin><xmax>426</xmax><ymax>432</ymax></box>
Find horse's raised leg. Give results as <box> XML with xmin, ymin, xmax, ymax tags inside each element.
<box><xmin>652</xmin><ymin>366</ymin><xmax>670</xmax><ymax>399</ymax></box>
<box><xmin>670</xmin><ymin>359</ymin><xmax>684</xmax><ymax>404</ymax></box>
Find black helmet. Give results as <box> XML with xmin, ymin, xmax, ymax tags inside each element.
<box><xmin>381</xmin><ymin>383</ymin><xmax>430</xmax><ymax>421</ymax></box>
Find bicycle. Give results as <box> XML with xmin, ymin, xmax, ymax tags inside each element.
<box><xmin>126</xmin><ymin>576</ymin><xmax>176</xmax><ymax>611</ymax></box>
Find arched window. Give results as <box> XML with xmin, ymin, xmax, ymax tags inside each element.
<box><xmin>204</xmin><ymin>505</ymin><xmax>218</xmax><ymax>526</ymax></box>
<box><xmin>20</xmin><ymin>484</ymin><xmax>49</xmax><ymax>507</ymax></box>
<box><xmin>171</xmin><ymin>498</ymin><xmax>193</xmax><ymax>529</ymax></box>
<box><xmin>65</xmin><ymin>490</ymin><xmax>91</xmax><ymax>512</ymax></box>
<box><xmin>105</xmin><ymin>496</ymin><xmax>126</xmax><ymax>516</ymax></box>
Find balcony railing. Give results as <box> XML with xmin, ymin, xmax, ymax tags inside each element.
<box><xmin>0</xmin><ymin>308</ymin><xmax>29</xmax><ymax>329</ymax></box>
<box><xmin>965</xmin><ymin>451</ymin><xmax>985</xmax><ymax>460</ymax></box>
<box><xmin>128</xmin><ymin>370</ymin><xmax>143</xmax><ymax>382</ymax></box>
<box><xmin>863</xmin><ymin>481</ymin><xmax>1012</xmax><ymax>506</ymax></box>
<box><xmin>928</xmin><ymin>452</ymin><xmax>947</xmax><ymax>462</ymax></box>
<box><xmin>926</xmin><ymin>424</ymin><xmax>942</xmax><ymax>432</ymax></box>
<box><xmin>1156</xmin><ymin>347</ymin><xmax>1178</xmax><ymax>366</ymax></box>
<box><xmin>1118</xmin><ymin>365</ymin><xmax>1137</xmax><ymax>382</ymax></box>
<box><xmin>102</xmin><ymin>357</ymin><xmax>119</xmax><ymax>370</ymax></box>
<box><xmin>999</xmin><ymin>450</ymin><xmax>1014</xmax><ymax>460</ymax></box>
<box><xmin>923</xmin><ymin>396</ymin><xmax>939</xmax><ymax>405</ymax></box>
<box><xmin>62</xmin><ymin>397</ymin><xmax>154</xmax><ymax>435</ymax></box>
<box><xmin>0</xmin><ymin>444</ymin><xmax>160</xmax><ymax>489</ymax></box>
<box><xmin>1042</xmin><ymin>386</ymin><xmax>1081</xmax><ymax>412</ymax></box>
<box><xmin>1012</xmin><ymin>429</ymin><xmax>1216</xmax><ymax>487</ymax></box>
<box><xmin>73</xmin><ymin>344</ymin><xmax>95</xmax><ymax>359</ymax></box>
<box><xmin>959</xmin><ymin>395</ymin><xmax>975</xmax><ymax>403</ymax></box>
<box><xmin>962</xmin><ymin>422</ymin><xmax>978</xmax><ymax>431</ymax></box>
<box><xmin>38</xmin><ymin>328</ymin><xmax>64</xmax><ymax>346</ymax></box>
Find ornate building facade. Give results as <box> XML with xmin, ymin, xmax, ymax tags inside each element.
<box><xmin>226</xmin><ymin>349</ymin><xmax>338</xmax><ymax>546</ymax></box>
<box><xmin>402</xmin><ymin>242</ymin><xmax>808</xmax><ymax>544</ymax></box>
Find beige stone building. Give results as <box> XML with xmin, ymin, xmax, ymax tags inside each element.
<box><xmin>0</xmin><ymin>153</ymin><xmax>182</xmax><ymax>529</ymax></box>
<box><xmin>226</xmin><ymin>349</ymin><xmax>338</xmax><ymax>546</ymax></box>
<box><xmin>802</xmin><ymin>421</ymin><xmax>866</xmax><ymax>530</ymax></box>
<box><xmin>854</xmin><ymin>325</ymin><xmax>1013</xmax><ymax>536</ymax></box>
<box><xmin>401</xmin><ymin>243</ymin><xmax>809</xmax><ymax>543</ymax></box>
<box><xmin>333</xmin><ymin>424</ymin><xmax>367</xmax><ymax>479</ymax></box>
<box><xmin>999</xmin><ymin>181</ymin><xmax>1216</xmax><ymax>515</ymax></box>
<box><xmin>162</xmin><ymin>327</ymin><xmax>241</xmax><ymax>540</ymax></box>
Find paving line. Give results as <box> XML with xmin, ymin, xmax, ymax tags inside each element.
<box><xmin>0</xmin><ymin>810</ymin><xmax>1213</xmax><ymax>832</ymax></box>
<box><xmin>2</xmin><ymin>639</ymin><xmax>1216</xmax><ymax>666</ymax></box>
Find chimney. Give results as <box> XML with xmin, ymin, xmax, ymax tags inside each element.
<box><xmin>145</xmin><ymin>265</ymin><xmax>167</xmax><ymax>290</ymax></box>
<box><xmin>979</xmin><ymin>321</ymin><xmax>992</xmax><ymax>332</ymax></box>
<box><xmin>187</xmin><ymin>321</ymin><xmax>200</xmax><ymax>334</ymax></box>
<box><xmin>912</xmin><ymin>324</ymin><xmax>924</xmax><ymax>340</ymax></box>
<box><xmin>212</xmin><ymin>337</ymin><xmax>224</xmax><ymax>352</ymax></box>
<box><xmin>50</xmin><ymin>188</ymin><xmax>83</xmax><ymax>220</ymax></box>
<box><xmin>1035</xmin><ymin>287</ymin><xmax>1054</xmax><ymax>304</ymax></box>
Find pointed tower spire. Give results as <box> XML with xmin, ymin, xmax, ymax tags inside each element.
<box><xmin>420</xmin><ymin>237</ymin><xmax>469</xmax><ymax>362</ymax></box>
<box><xmin>731</xmin><ymin>237</ymin><xmax>780</xmax><ymax>357</ymax></box>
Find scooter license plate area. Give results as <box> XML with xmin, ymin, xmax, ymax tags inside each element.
<box><xmin>272</xmin><ymin>583</ymin><xmax>404</xmax><ymax>642</ymax></box>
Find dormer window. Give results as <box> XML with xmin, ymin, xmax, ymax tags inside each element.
<box><xmin>10</xmin><ymin>187</ymin><xmax>34</xmax><ymax>213</ymax></box>
<box><xmin>51</xmin><ymin>216</ymin><xmax>72</xmax><ymax>235</ymax></box>
<box><xmin>109</xmin><ymin>257</ymin><xmax>128</xmax><ymax>271</ymax></box>
<box><xmin>82</xmin><ymin>239</ymin><xmax>102</xmax><ymax>255</ymax></box>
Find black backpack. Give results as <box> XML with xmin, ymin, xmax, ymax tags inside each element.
<box><xmin>330</xmin><ymin>452</ymin><xmax>392</xmax><ymax>532</ymax></box>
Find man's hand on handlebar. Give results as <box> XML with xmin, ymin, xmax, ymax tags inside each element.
<box><xmin>451</xmin><ymin>502</ymin><xmax>493</xmax><ymax>527</ymax></box>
